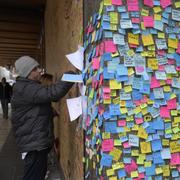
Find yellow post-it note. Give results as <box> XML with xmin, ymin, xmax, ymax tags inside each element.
<box><xmin>163</xmin><ymin>86</ymin><xmax>171</xmax><ymax>92</ymax></box>
<box><xmin>141</xmin><ymin>8</ymin><xmax>149</xmax><ymax>16</ymax></box>
<box><xmin>144</xmin><ymin>161</ymin><xmax>152</xmax><ymax>167</ymax></box>
<box><xmin>163</xmin><ymin>165</ymin><xmax>170</xmax><ymax>177</ymax></box>
<box><xmin>104</xmin><ymin>0</ymin><xmax>111</xmax><ymax>5</ymax></box>
<box><xmin>148</xmin><ymin>58</ymin><xmax>158</xmax><ymax>70</ymax></box>
<box><xmin>110</xmin><ymin>24</ymin><xmax>117</xmax><ymax>31</ymax></box>
<box><xmin>131</xmin><ymin>150</ymin><xmax>139</xmax><ymax>156</ymax></box>
<box><xmin>120</xmin><ymin>108</ymin><xmax>128</xmax><ymax>114</ymax></box>
<box><xmin>119</xmin><ymin>100</ymin><xmax>126</xmax><ymax>107</ymax></box>
<box><xmin>140</xmin><ymin>142</ymin><xmax>151</xmax><ymax>153</ymax></box>
<box><xmin>156</xmin><ymin>167</ymin><xmax>163</xmax><ymax>174</ymax></box>
<box><xmin>106</xmin><ymin>169</ymin><xmax>115</xmax><ymax>176</ymax></box>
<box><xmin>103</xmin><ymin>98</ymin><xmax>111</xmax><ymax>104</ymax></box>
<box><xmin>114</xmin><ymin>139</ymin><xmax>122</xmax><ymax>146</ymax></box>
<box><xmin>158</xmin><ymin>32</ymin><xmax>165</xmax><ymax>38</ymax></box>
<box><xmin>153</xmin><ymin>6</ymin><xmax>162</xmax><ymax>13</ymax></box>
<box><xmin>110</xmin><ymin>12</ymin><xmax>118</xmax><ymax>24</ymax></box>
<box><xmin>110</xmin><ymin>80</ymin><xmax>122</xmax><ymax>89</ymax></box>
<box><xmin>138</xmin><ymin>127</ymin><xmax>148</xmax><ymax>139</ymax></box>
<box><xmin>124</xmin><ymin>85</ymin><xmax>132</xmax><ymax>93</ymax></box>
<box><xmin>162</xmin><ymin>139</ymin><xmax>169</xmax><ymax>146</ymax></box>
<box><xmin>112</xmin><ymin>162</ymin><xmax>124</xmax><ymax>170</ymax></box>
<box><xmin>110</xmin><ymin>148</ymin><xmax>122</xmax><ymax>161</ymax></box>
<box><xmin>154</xmin><ymin>14</ymin><xmax>161</xmax><ymax>20</ymax></box>
<box><xmin>134</xmin><ymin>106</ymin><xmax>141</xmax><ymax>114</ymax></box>
<box><xmin>102</xmin><ymin>132</ymin><xmax>111</xmax><ymax>139</ymax></box>
<box><xmin>113</xmin><ymin>97</ymin><xmax>120</xmax><ymax>104</ymax></box>
<box><xmin>128</xmin><ymin>68</ymin><xmax>135</xmax><ymax>76</ymax></box>
<box><xmin>110</xmin><ymin>90</ymin><xmax>116</xmax><ymax>97</ymax></box>
<box><xmin>174</xmin><ymin>116</ymin><xmax>180</xmax><ymax>123</ymax></box>
<box><xmin>128</xmin><ymin>33</ymin><xmax>139</xmax><ymax>45</ymax></box>
<box><xmin>175</xmin><ymin>2</ymin><xmax>180</xmax><ymax>8</ymax></box>
<box><xmin>109</xmin><ymin>176</ymin><xmax>117</xmax><ymax>180</ymax></box>
<box><xmin>168</xmin><ymin>38</ymin><xmax>178</xmax><ymax>49</ymax></box>
<box><xmin>127</xmin><ymin>49</ymin><xmax>135</xmax><ymax>56</ymax></box>
<box><xmin>131</xmin><ymin>171</ymin><xmax>138</xmax><ymax>178</ymax></box>
<box><xmin>170</xmin><ymin>141</ymin><xmax>180</xmax><ymax>153</ymax></box>
<box><xmin>142</xmin><ymin>34</ymin><xmax>154</xmax><ymax>46</ymax></box>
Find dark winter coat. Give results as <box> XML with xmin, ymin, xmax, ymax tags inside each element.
<box><xmin>11</xmin><ymin>77</ymin><xmax>73</xmax><ymax>153</ymax></box>
<box><xmin>0</xmin><ymin>82</ymin><xmax>12</xmax><ymax>100</ymax></box>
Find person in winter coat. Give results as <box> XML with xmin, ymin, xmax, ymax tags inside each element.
<box><xmin>0</xmin><ymin>77</ymin><xmax>12</xmax><ymax>119</ymax></box>
<box><xmin>11</xmin><ymin>56</ymin><xmax>74</xmax><ymax>180</ymax></box>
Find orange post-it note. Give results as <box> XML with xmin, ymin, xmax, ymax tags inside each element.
<box><xmin>128</xmin><ymin>33</ymin><xmax>139</xmax><ymax>45</ymax></box>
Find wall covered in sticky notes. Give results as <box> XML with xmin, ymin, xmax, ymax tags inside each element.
<box><xmin>83</xmin><ymin>0</ymin><xmax>180</xmax><ymax>179</ymax></box>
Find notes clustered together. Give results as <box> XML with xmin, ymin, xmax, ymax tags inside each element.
<box><xmin>83</xmin><ymin>0</ymin><xmax>180</xmax><ymax>179</ymax></box>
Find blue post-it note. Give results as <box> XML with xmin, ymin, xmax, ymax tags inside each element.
<box><xmin>100</xmin><ymin>153</ymin><xmax>113</xmax><ymax>167</ymax></box>
<box><xmin>118</xmin><ymin>169</ymin><xmax>126</xmax><ymax>178</ymax></box>
<box><xmin>61</xmin><ymin>74</ymin><xmax>83</xmax><ymax>83</ymax></box>
<box><xmin>153</xmin><ymin>152</ymin><xmax>164</xmax><ymax>164</ymax></box>
<box><xmin>132</xmin><ymin>90</ymin><xmax>143</xmax><ymax>100</ymax></box>
<box><xmin>109</xmin><ymin>104</ymin><xmax>121</xmax><ymax>116</ymax></box>
<box><xmin>103</xmin><ymin>52</ymin><xmax>112</xmax><ymax>61</ymax></box>
<box><xmin>103</xmin><ymin>67</ymin><xmax>114</xmax><ymax>80</ymax></box>
<box><xmin>116</xmin><ymin>64</ymin><xmax>128</xmax><ymax>76</ymax></box>
<box><xmin>145</xmin><ymin>164</ymin><xmax>156</xmax><ymax>176</ymax></box>
<box><xmin>151</xmin><ymin>139</ymin><xmax>162</xmax><ymax>152</ymax></box>
<box><xmin>152</xmin><ymin>118</ymin><xmax>164</xmax><ymax>130</ymax></box>
<box><xmin>104</xmin><ymin>122</ymin><xmax>117</xmax><ymax>134</ymax></box>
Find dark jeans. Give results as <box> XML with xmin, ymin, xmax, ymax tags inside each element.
<box><xmin>23</xmin><ymin>149</ymin><xmax>50</xmax><ymax>180</ymax></box>
<box><xmin>0</xmin><ymin>99</ymin><xmax>9</xmax><ymax>119</ymax></box>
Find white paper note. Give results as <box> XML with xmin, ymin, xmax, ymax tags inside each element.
<box><xmin>65</xmin><ymin>46</ymin><xmax>84</xmax><ymax>71</ymax></box>
<box><xmin>66</xmin><ymin>96</ymin><xmax>82</xmax><ymax>121</ymax></box>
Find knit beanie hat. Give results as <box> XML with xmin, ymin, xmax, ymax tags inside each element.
<box><xmin>15</xmin><ymin>56</ymin><xmax>39</xmax><ymax>78</ymax></box>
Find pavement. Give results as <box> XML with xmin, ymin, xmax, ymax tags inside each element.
<box><xmin>0</xmin><ymin>106</ymin><xmax>63</xmax><ymax>180</ymax></box>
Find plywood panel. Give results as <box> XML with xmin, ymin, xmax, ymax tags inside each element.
<box><xmin>45</xmin><ymin>0</ymin><xmax>83</xmax><ymax>179</ymax></box>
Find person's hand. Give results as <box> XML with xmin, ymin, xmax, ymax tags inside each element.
<box><xmin>64</xmin><ymin>70</ymin><xmax>76</xmax><ymax>74</ymax></box>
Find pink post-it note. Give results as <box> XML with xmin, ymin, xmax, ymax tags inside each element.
<box><xmin>127</xmin><ymin>0</ymin><xmax>139</xmax><ymax>11</ymax></box>
<box><xmin>166</xmin><ymin>79</ymin><xmax>172</xmax><ymax>85</ymax></box>
<box><xmin>160</xmin><ymin>106</ymin><xmax>170</xmax><ymax>118</ymax></box>
<box><xmin>96</xmin><ymin>45</ymin><xmax>100</xmax><ymax>57</ymax></box>
<box><xmin>143</xmin><ymin>16</ymin><xmax>154</xmax><ymax>28</ymax></box>
<box><xmin>125</xmin><ymin>160</ymin><xmax>138</xmax><ymax>174</ymax></box>
<box><xmin>135</xmin><ymin>118</ymin><xmax>144</xmax><ymax>124</ymax></box>
<box><xmin>168</xmin><ymin>59</ymin><xmax>175</xmax><ymax>65</ymax></box>
<box><xmin>104</xmin><ymin>40</ymin><xmax>117</xmax><ymax>53</ymax></box>
<box><xmin>160</xmin><ymin>0</ymin><xmax>172</xmax><ymax>8</ymax></box>
<box><xmin>123</xmin><ymin>142</ymin><xmax>131</xmax><ymax>148</ymax></box>
<box><xmin>170</xmin><ymin>153</ymin><xmax>180</xmax><ymax>165</ymax></box>
<box><xmin>150</xmin><ymin>76</ymin><xmax>161</xmax><ymax>88</ymax></box>
<box><xmin>132</xmin><ymin>17</ymin><xmax>140</xmax><ymax>24</ymax></box>
<box><xmin>176</xmin><ymin>42</ymin><xmax>180</xmax><ymax>54</ymax></box>
<box><xmin>158</xmin><ymin>65</ymin><xmax>165</xmax><ymax>71</ymax></box>
<box><xmin>144</xmin><ymin>0</ymin><xmax>153</xmax><ymax>7</ymax></box>
<box><xmin>112</xmin><ymin>0</ymin><xmax>122</xmax><ymax>5</ymax></box>
<box><xmin>99</xmin><ymin>42</ymin><xmax>104</xmax><ymax>56</ymax></box>
<box><xmin>103</xmin><ymin>87</ymin><xmax>111</xmax><ymax>93</ymax></box>
<box><xmin>118</xmin><ymin>120</ymin><xmax>126</xmax><ymax>127</ymax></box>
<box><xmin>102</xmin><ymin>139</ymin><xmax>114</xmax><ymax>152</ymax></box>
<box><xmin>157</xmin><ymin>50</ymin><xmax>166</xmax><ymax>56</ymax></box>
<box><xmin>86</xmin><ymin>116</ymin><xmax>90</xmax><ymax>127</ymax></box>
<box><xmin>167</xmin><ymin>98</ymin><xmax>177</xmax><ymax>110</ymax></box>
<box><xmin>103</xmin><ymin>93</ymin><xmax>110</xmax><ymax>99</ymax></box>
<box><xmin>92</xmin><ymin>57</ymin><xmax>100</xmax><ymax>70</ymax></box>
